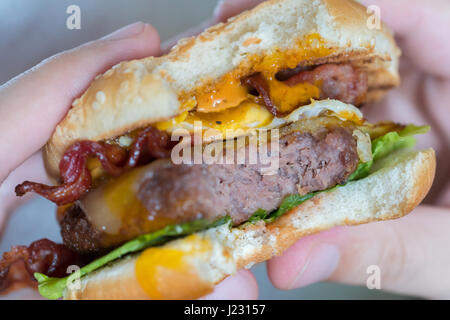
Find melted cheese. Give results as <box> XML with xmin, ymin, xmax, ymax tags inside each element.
<box><xmin>256</xmin><ymin>34</ymin><xmax>333</xmax><ymax>74</ymax></box>
<box><xmin>196</xmin><ymin>74</ymin><xmax>249</xmax><ymax>113</ymax></box>
<box><xmin>267</xmin><ymin>78</ymin><xmax>320</xmax><ymax>113</ymax></box>
<box><xmin>79</xmin><ymin>163</ymin><xmax>174</xmax><ymax>236</ymax></box>
<box><xmin>156</xmin><ymin>99</ymin><xmax>363</xmax><ymax>140</ymax></box>
<box><xmin>182</xmin><ymin>33</ymin><xmax>332</xmax><ymax>114</ymax></box>
<box><xmin>135</xmin><ymin>235</ymin><xmax>213</xmax><ymax>299</ymax></box>
<box><xmin>156</xmin><ymin>101</ymin><xmax>272</xmax><ymax>135</ymax></box>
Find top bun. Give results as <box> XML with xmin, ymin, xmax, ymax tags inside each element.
<box><xmin>44</xmin><ymin>0</ymin><xmax>400</xmax><ymax>179</ymax></box>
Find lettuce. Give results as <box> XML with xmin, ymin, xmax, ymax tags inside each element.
<box><xmin>35</xmin><ymin>125</ymin><xmax>429</xmax><ymax>299</ymax></box>
<box><xmin>35</xmin><ymin>216</ymin><xmax>231</xmax><ymax>299</ymax></box>
<box><xmin>349</xmin><ymin>125</ymin><xmax>429</xmax><ymax>180</ymax></box>
<box><xmin>248</xmin><ymin>192</ymin><xmax>318</xmax><ymax>223</ymax></box>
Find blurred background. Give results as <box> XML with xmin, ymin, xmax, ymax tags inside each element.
<box><xmin>0</xmin><ymin>0</ymin><xmax>410</xmax><ymax>299</ymax></box>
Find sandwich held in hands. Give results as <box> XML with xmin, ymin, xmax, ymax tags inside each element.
<box><xmin>0</xmin><ymin>0</ymin><xmax>435</xmax><ymax>299</ymax></box>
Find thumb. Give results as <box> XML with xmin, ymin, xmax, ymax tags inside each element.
<box><xmin>201</xmin><ymin>269</ymin><xmax>259</xmax><ymax>300</ymax></box>
<box><xmin>0</xmin><ymin>22</ymin><xmax>160</xmax><ymax>182</ymax></box>
<box><xmin>359</xmin><ymin>0</ymin><xmax>450</xmax><ymax>78</ymax></box>
<box><xmin>213</xmin><ymin>0</ymin><xmax>266</xmax><ymax>23</ymax></box>
<box><xmin>267</xmin><ymin>205</ymin><xmax>450</xmax><ymax>299</ymax></box>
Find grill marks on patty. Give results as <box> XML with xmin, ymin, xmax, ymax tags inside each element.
<box><xmin>61</xmin><ymin>118</ymin><xmax>359</xmax><ymax>254</ymax></box>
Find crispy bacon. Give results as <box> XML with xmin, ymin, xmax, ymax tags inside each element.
<box><xmin>242</xmin><ymin>73</ymin><xmax>281</xmax><ymax>117</ymax></box>
<box><xmin>127</xmin><ymin>127</ymin><xmax>173</xmax><ymax>167</ymax></box>
<box><xmin>15</xmin><ymin>127</ymin><xmax>173</xmax><ymax>205</ymax></box>
<box><xmin>15</xmin><ymin>142</ymin><xmax>125</xmax><ymax>205</ymax></box>
<box><xmin>283</xmin><ymin>63</ymin><xmax>368</xmax><ymax>105</ymax></box>
<box><xmin>0</xmin><ymin>239</ymin><xmax>84</xmax><ymax>295</ymax></box>
<box><xmin>275</xmin><ymin>65</ymin><xmax>315</xmax><ymax>81</ymax></box>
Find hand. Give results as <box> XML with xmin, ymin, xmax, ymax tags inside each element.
<box><xmin>0</xmin><ymin>22</ymin><xmax>160</xmax><ymax>221</ymax></box>
<box><xmin>212</xmin><ymin>0</ymin><xmax>450</xmax><ymax>299</ymax></box>
<box><xmin>0</xmin><ymin>21</ymin><xmax>257</xmax><ymax>300</ymax></box>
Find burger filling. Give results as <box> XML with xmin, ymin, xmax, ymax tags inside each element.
<box><xmin>60</xmin><ymin>117</ymin><xmax>360</xmax><ymax>253</ymax></box>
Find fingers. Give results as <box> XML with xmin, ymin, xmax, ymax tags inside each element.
<box><xmin>0</xmin><ymin>288</ymin><xmax>45</xmax><ymax>300</ymax></box>
<box><xmin>213</xmin><ymin>0</ymin><xmax>266</xmax><ymax>23</ymax></box>
<box><xmin>267</xmin><ymin>205</ymin><xmax>450</xmax><ymax>299</ymax></box>
<box><xmin>201</xmin><ymin>269</ymin><xmax>259</xmax><ymax>300</ymax></box>
<box><xmin>161</xmin><ymin>19</ymin><xmax>214</xmax><ymax>54</ymax></box>
<box><xmin>0</xmin><ymin>151</ymin><xmax>48</xmax><ymax>233</ymax></box>
<box><xmin>0</xmin><ymin>22</ymin><xmax>161</xmax><ymax>182</ymax></box>
<box><xmin>359</xmin><ymin>0</ymin><xmax>450</xmax><ymax>78</ymax></box>
<box><xmin>267</xmin><ymin>229</ymin><xmax>341</xmax><ymax>290</ymax></box>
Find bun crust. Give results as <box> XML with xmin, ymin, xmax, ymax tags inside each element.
<box><xmin>44</xmin><ymin>0</ymin><xmax>400</xmax><ymax>179</ymax></box>
<box><xmin>63</xmin><ymin>148</ymin><xmax>435</xmax><ymax>300</ymax></box>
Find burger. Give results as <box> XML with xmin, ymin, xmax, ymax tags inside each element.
<box><xmin>0</xmin><ymin>0</ymin><xmax>435</xmax><ymax>299</ymax></box>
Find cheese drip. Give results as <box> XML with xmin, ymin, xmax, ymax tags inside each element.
<box><xmin>79</xmin><ymin>162</ymin><xmax>174</xmax><ymax>236</ymax></box>
<box><xmin>185</xmin><ymin>33</ymin><xmax>333</xmax><ymax>114</ymax></box>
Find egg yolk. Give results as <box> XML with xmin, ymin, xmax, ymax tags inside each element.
<box><xmin>135</xmin><ymin>235</ymin><xmax>214</xmax><ymax>299</ymax></box>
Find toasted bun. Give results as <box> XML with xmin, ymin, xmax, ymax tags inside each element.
<box><xmin>62</xmin><ymin>148</ymin><xmax>435</xmax><ymax>300</ymax></box>
<box><xmin>44</xmin><ymin>0</ymin><xmax>400</xmax><ymax>180</ymax></box>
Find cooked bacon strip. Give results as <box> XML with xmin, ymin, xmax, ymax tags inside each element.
<box><xmin>283</xmin><ymin>63</ymin><xmax>368</xmax><ymax>105</ymax></box>
<box><xmin>15</xmin><ymin>127</ymin><xmax>173</xmax><ymax>205</ymax></box>
<box><xmin>127</xmin><ymin>127</ymin><xmax>172</xmax><ymax>167</ymax></box>
<box><xmin>242</xmin><ymin>73</ymin><xmax>280</xmax><ymax>116</ymax></box>
<box><xmin>275</xmin><ymin>65</ymin><xmax>314</xmax><ymax>81</ymax></box>
<box><xmin>0</xmin><ymin>239</ymin><xmax>84</xmax><ymax>295</ymax></box>
<box><xmin>15</xmin><ymin>142</ymin><xmax>126</xmax><ymax>205</ymax></box>
<box><xmin>15</xmin><ymin>167</ymin><xmax>92</xmax><ymax>206</ymax></box>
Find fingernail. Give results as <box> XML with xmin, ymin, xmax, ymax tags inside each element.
<box><xmin>289</xmin><ymin>243</ymin><xmax>340</xmax><ymax>289</ymax></box>
<box><xmin>102</xmin><ymin>22</ymin><xmax>146</xmax><ymax>40</ymax></box>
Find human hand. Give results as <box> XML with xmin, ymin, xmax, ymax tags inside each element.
<box><xmin>211</xmin><ymin>0</ymin><xmax>450</xmax><ymax>299</ymax></box>
<box><xmin>0</xmin><ymin>21</ymin><xmax>258</xmax><ymax>300</ymax></box>
<box><xmin>0</xmin><ymin>22</ymin><xmax>160</xmax><ymax>221</ymax></box>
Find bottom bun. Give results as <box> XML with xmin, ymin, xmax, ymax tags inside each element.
<box><xmin>64</xmin><ymin>148</ymin><xmax>435</xmax><ymax>300</ymax></box>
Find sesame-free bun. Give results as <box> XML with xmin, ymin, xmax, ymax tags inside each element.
<box><xmin>63</xmin><ymin>148</ymin><xmax>435</xmax><ymax>300</ymax></box>
<box><xmin>44</xmin><ymin>0</ymin><xmax>400</xmax><ymax>179</ymax></box>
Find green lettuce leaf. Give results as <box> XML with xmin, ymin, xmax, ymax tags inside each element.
<box><xmin>247</xmin><ymin>193</ymin><xmax>316</xmax><ymax>223</ymax></box>
<box><xmin>35</xmin><ymin>216</ymin><xmax>231</xmax><ymax>299</ymax></box>
<box><xmin>349</xmin><ymin>124</ymin><xmax>429</xmax><ymax>180</ymax></box>
<box><xmin>247</xmin><ymin>187</ymin><xmax>340</xmax><ymax>224</ymax></box>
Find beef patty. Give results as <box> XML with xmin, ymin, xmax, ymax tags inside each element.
<box><xmin>61</xmin><ymin>118</ymin><xmax>359</xmax><ymax>254</ymax></box>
